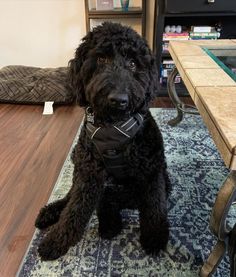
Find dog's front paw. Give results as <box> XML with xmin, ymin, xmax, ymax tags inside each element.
<box><xmin>140</xmin><ymin>222</ymin><xmax>169</xmax><ymax>255</ymax></box>
<box><xmin>35</xmin><ymin>203</ymin><xmax>62</xmax><ymax>230</ymax></box>
<box><xmin>38</xmin><ymin>231</ymin><xmax>69</xmax><ymax>261</ymax></box>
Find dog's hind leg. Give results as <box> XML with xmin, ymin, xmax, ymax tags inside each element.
<box><xmin>35</xmin><ymin>193</ymin><xmax>70</xmax><ymax>230</ymax></box>
<box><xmin>97</xmin><ymin>187</ymin><xmax>122</xmax><ymax>239</ymax></box>
<box><xmin>37</xmin><ymin>164</ymin><xmax>104</xmax><ymax>260</ymax></box>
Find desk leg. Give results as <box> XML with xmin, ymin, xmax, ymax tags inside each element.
<box><xmin>167</xmin><ymin>66</ymin><xmax>198</xmax><ymax>126</ymax></box>
<box><xmin>200</xmin><ymin>171</ymin><xmax>236</xmax><ymax>277</ymax></box>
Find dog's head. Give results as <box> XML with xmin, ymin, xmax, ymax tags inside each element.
<box><xmin>69</xmin><ymin>22</ymin><xmax>158</xmax><ymax>124</ymax></box>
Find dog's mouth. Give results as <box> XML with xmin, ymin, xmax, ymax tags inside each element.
<box><xmin>108</xmin><ymin>107</ymin><xmax>130</xmax><ymax>121</ymax></box>
<box><xmin>101</xmin><ymin>108</ymin><xmax>131</xmax><ymax>124</ymax></box>
<box><xmin>86</xmin><ymin>105</ymin><xmax>131</xmax><ymax>125</ymax></box>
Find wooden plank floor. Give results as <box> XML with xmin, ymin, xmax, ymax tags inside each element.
<box><xmin>0</xmin><ymin>97</ymin><xmax>193</xmax><ymax>277</ymax></box>
<box><xmin>0</xmin><ymin>104</ymin><xmax>84</xmax><ymax>277</ymax></box>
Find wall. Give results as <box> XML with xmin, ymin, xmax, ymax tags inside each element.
<box><xmin>0</xmin><ymin>0</ymin><xmax>155</xmax><ymax>68</ymax></box>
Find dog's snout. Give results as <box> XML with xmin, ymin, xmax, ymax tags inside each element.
<box><xmin>108</xmin><ymin>92</ymin><xmax>129</xmax><ymax>108</ymax></box>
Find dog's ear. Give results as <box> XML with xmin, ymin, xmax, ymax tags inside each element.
<box><xmin>68</xmin><ymin>57</ymin><xmax>87</xmax><ymax>106</ymax></box>
<box><xmin>146</xmin><ymin>54</ymin><xmax>159</xmax><ymax>103</ymax></box>
<box><xmin>68</xmin><ymin>33</ymin><xmax>93</xmax><ymax>106</ymax></box>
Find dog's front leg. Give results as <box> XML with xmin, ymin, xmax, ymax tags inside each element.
<box><xmin>37</xmin><ymin>164</ymin><xmax>104</xmax><ymax>261</ymax></box>
<box><xmin>139</xmin><ymin>171</ymin><xmax>169</xmax><ymax>255</ymax></box>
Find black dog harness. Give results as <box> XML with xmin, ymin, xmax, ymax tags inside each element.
<box><xmin>85</xmin><ymin>108</ymin><xmax>144</xmax><ymax>179</ymax></box>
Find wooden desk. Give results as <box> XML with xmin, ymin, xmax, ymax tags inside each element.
<box><xmin>167</xmin><ymin>40</ymin><xmax>236</xmax><ymax>276</ymax></box>
<box><xmin>0</xmin><ymin>104</ymin><xmax>83</xmax><ymax>277</ymax></box>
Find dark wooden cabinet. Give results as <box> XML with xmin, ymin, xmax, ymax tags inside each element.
<box><xmin>84</xmin><ymin>0</ymin><xmax>146</xmax><ymax>38</ymax></box>
<box><xmin>165</xmin><ymin>0</ymin><xmax>236</xmax><ymax>14</ymax></box>
<box><xmin>153</xmin><ymin>0</ymin><xmax>236</xmax><ymax>96</ymax></box>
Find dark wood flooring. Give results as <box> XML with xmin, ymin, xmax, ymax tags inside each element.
<box><xmin>0</xmin><ymin>104</ymin><xmax>84</xmax><ymax>277</ymax></box>
<box><xmin>0</xmin><ymin>97</ymin><xmax>193</xmax><ymax>277</ymax></box>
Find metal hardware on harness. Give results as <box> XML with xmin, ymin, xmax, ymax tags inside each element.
<box><xmin>86</xmin><ymin>106</ymin><xmax>94</xmax><ymax>124</ymax></box>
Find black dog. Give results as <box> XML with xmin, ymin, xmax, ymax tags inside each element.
<box><xmin>35</xmin><ymin>22</ymin><xmax>171</xmax><ymax>261</ymax></box>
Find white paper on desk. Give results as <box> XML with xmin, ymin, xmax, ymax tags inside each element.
<box><xmin>43</xmin><ymin>101</ymin><xmax>54</xmax><ymax>115</ymax></box>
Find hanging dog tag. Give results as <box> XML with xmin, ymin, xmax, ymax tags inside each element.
<box><xmin>86</xmin><ymin>107</ymin><xmax>94</xmax><ymax>124</ymax></box>
<box><xmin>87</xmin><ymin>114</ymin><xmax>94</xmax><ymax>124</ymax></box>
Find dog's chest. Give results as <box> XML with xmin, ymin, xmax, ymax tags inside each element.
<box><xmin>103</xmin><ymin>176</ymin><xmax>140</xmax><ymax>208</ymax></box>
<box><xmin>85</xmin><ymin>113</ymin><xmax>144</xmax><ymax>179</ymax></box>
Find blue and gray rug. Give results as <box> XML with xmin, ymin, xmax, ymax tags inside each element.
<box><xmin>18</xmin><ymin>108</ymin><xmax>232</xmax><ymax>277</ymax></box>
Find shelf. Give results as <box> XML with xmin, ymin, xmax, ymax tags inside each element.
<box><xmin>88</xmin><ymin>7</ymin><xmax>143</xmax><ymax>18</ymax></box>
<box><xmin>162</xmin><ymin>52</ymin><xmax>171</xmax><ymax>58</ymax></box>
<box><xmin>153</xmin><ymin>0</ymin><xmax>236</xmax><ymax>96</ymax></box>
<box><xmin>165</xmin><ymin>12</ymin><xmax>236</xmax><ymax>17</ymax></box>
<box><xmin>84</xmin><ymin>0</ymin><xmax>146</xmax><ymax>37</ymax></box>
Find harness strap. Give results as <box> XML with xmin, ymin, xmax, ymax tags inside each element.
<box><xmin>85</xmin><ymin>110</ymin><xmax>144</xmax><ymax>178</ymax></box>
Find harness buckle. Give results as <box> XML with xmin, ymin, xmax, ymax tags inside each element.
<box><xmin>86</xmin><ymin>107</ymin><xmax>94</xmax><ymax>124</ymax></box>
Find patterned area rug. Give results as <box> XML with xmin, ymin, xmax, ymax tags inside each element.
<box><xmin>18</xmin><ymin>108</ymin><xmax>233</xmax><ymax>277</ymax></box>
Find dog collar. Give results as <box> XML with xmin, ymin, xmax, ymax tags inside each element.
<box><xmin>85</xmin><ymin>107</ymin><xmax>144</xmax><ymax>178</ymax></box>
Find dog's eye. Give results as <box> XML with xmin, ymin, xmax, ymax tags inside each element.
<box><xmin>128</xmin><ymin>60</ymin><xmax>136</xmax><ymax>71</ymax></box>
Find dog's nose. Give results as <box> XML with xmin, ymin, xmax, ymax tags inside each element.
<box><xmin>108</xmin><ymin>93</ymin><xmax>128</xmax><ymax>108</ymax></box>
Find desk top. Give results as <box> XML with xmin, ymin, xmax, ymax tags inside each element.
<box><xmin>169</xmin><ymin>40</ymin><xmax>236</xmax><ymax>170</ymax></box>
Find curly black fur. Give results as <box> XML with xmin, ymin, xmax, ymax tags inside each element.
<box><xmin>35</xmin><ymin>22</ymin><xmax>171</xmax><ymax>261</ymax></box>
